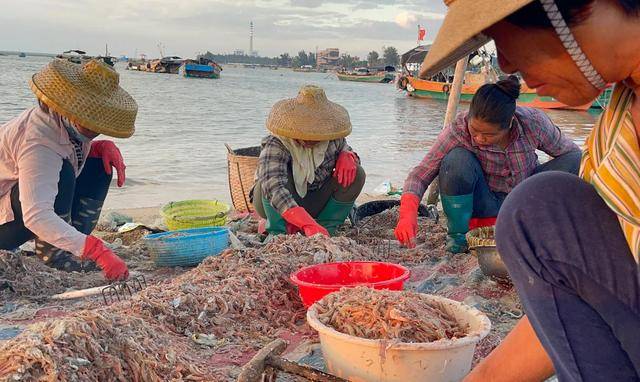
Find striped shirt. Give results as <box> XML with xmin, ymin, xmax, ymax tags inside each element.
<box><xmin>255</xmin><ymin>135</ymin><xmax>356</xmax><ymax>214</ymax></box>
<box><xmin>404</xmin><ymin>106</ymin><xmax>580</xmax><ymax>198</ymax></box>
<box><xmin>580</xmin><ymin>84</ymin><xmax>640</xmax><ymax>262</ymax></box>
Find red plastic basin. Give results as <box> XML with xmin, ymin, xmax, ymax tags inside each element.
<box><xmin>290</xmin><ymin>261</ymin><xmax>411</xmax><ymax>308</ymax></box>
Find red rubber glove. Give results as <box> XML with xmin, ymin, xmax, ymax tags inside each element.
<box><xmin>81</xmin><ymin>235</ymin><xmax>129</xmax><ymax>281</ymax></box>
<box><xmin>334</xmin><ymin>151</ymin><xmax>358</xmax><ymax>188</ymax></box>
<box><xmin>394</xmin><ymin>193</ymin><xmax>421</xmax><ymax>248</ymax></box>
<box><xmin>89</xmin><ymin>140</ymin><xmax>126</xmax><ymax>187</ymax></box>
<box><xmin>282</xmin><ymin>207</ymin><xmax>329</xmax><ymax>237</ymax></box>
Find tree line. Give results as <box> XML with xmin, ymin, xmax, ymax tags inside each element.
<box><xmin>199</xmin><ymin>46</ymin><xmax>400</xmax><ymax>69</ymax></box>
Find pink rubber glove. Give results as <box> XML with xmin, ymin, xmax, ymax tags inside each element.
<box><xmin>282</xmin><ymin>207</ymin><xmax>329</xmax><ymax>237</ymax></box>
<box><xmin>81</xmin><ymin>235</ymin><xmax>129</xmax><ymax>281</ymax></box>
<box><xmin>394</xmin><ymin>193</ymin><xmax>421</xmax><ymax>248</ymax></box>
<box><xmin>89</xmin><ymin>140</ymin><xmax>126</xmax><ymax>187</ymax></box>
<box><xmin>334</xmin><ymin>151</ymin><xmax>358</xmax><ymax>188</ymax></box>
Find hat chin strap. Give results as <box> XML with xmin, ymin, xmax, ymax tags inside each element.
<box><xmin>540</xmin><ymin>0</ymin><xmax>607</xmax><ymax>90</ymax></box>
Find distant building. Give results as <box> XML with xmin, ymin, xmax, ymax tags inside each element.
<box><xmin>234</xmin><ymin>49</ymin><xmax>245</xmax><ymax>56</ymax></box>
<box><xmin>317</xmin><ymin>48</ymin><xmax>340</xmax><ymax>70</ymax></box>
<box><xmin>249</xmin><ymin>51</ymin><xmax>259</xmax><ymax>57</ymax></box>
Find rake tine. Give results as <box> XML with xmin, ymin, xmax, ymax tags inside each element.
<box><xmin>118</xmin><ymin>281</ymin><xmax>134</xmax><ymax>299</ymax></box>
<box><xmin>102</xmin><ymin>284</ymin><xmax>119</xmax><ymax>305</ymax></box>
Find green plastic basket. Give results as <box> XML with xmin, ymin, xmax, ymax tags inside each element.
<box><xmin>161</xmin><ymin>200</ymin><xmax>230</xmax><ymax>230</ymax></box>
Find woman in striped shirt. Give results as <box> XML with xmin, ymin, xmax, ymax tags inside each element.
<box><xmin>419</xmin><ymin>0</ymin><xmax>640</xmax><ymax>380</ymax></box>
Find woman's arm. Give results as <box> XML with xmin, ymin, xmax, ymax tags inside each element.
<box><xmin>536</xmin><ymin>112</ymin><xmax>581</xmax><ymax>157</ymax></box>
<box><xmin>403</xmin><ymin>115</ymin><xmax>467</xmax><ymax>199</ymax></box>
<box><xmin>17</xmin><ymin>144</ymin><xmax>86</xmax><ymax>256</ymax></box>
<box><xmin>465</xmin><ymin>316</ymin><xmax>555</xmax><ymax>382</ymax></box>
<box><xmin>256</xmin><ymin>137</ymin><xmax>298</xmax><ymax>214</ymax></box>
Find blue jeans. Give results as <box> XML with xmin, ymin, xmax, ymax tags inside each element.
<box><xmin>439</xmin><ymin>147</ymin><xmax>582</xmax><ymax>218</ymax></box>
<box><xmin>497</xmin><ymin>172</ymin><xmax>640</xmax><ymax>381</ymax></box>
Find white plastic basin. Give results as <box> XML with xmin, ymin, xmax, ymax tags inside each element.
<box><xmin>307</xmin><ymin>293</ymin><xmax>491</xmax><ymax>382</ymax></box>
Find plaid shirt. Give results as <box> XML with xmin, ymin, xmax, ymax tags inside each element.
<box><xmin>255</xmin><ymin>135</ymin><xmax>355</xmax><ymax>214</ymax></box>
<box><xmin>404</xmin><ymin>106</ymin><xmax>580</xmax><ymax>198</ymax></box>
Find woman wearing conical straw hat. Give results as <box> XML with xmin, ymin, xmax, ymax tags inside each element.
<box><xmin>0</xmin><ymin>59</ymin><xmax>136</xmax><ymax>281</ymax></box>
<box><xmin>418</xmin><ymin>0</ymin><xmax>640</xmax><ymax>380</ymax></box>
<box><xmin>252</xmin><ymin>85</ymin><xmax>365</xmax><ymax>237</ymax></box>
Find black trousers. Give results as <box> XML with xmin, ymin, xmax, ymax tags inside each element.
<box><xmin>497</xmin><ymin>172</ymin><xmax>640</xmax><ymax>381</ymax></box>
<box><xmin>0</xmin><ymin>158</ymin><xmax>112</xmax><ymax>252</ymax></box>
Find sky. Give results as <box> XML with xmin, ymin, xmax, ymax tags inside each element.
<box><xmin>0</xmin><ymin>0</ymin><xmax>446</xmax><ymax>59</ymax></box>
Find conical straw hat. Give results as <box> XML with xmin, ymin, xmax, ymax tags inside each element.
<box><xmin>419</xmin><ymin>0</ymin><xmax>534</xmax><ymax>79</ymax></box>
<box><xmin>266</xmin><ymin>85</ymin><xmax>351</xmax><ymax>141</ymax></box>
<box><xmin>30</xmin><ymin>59</ymin><xmax>137</xmax><ymax>138</ymax></box>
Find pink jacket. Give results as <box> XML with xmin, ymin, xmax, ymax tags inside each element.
<box><xmin>0</xmin><ymin>107</ymin><xmax>91</xmax><ymax>256</ymax></box>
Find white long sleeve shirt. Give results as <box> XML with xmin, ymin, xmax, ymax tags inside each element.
<box><xmin>0</xmin><ymin>107</ymin><xmax>91</xmax><ymax>256</ymax></box>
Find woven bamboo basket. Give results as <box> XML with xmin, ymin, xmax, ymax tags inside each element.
<box><xmin>466</xmin><ymin>226</ymin><xmax>510</xmax><ymax>282</ymax></box>
<box><xmin>466</xmin><ymin>226</ymin><xmax>496</xmax><ymax>249</ymax></box>
<box><xmin>226</xmin><ymin>144</ymin><xmax>261</xmax><ymax>213</ymax></box>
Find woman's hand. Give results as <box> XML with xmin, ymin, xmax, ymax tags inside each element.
<box><xmin>81</xmin><ymin>235</ymin><xmax>129</xmax><ymax>281</ymax></box>
<box><xmin>464</xmin><ymin>316</ymin><xmax>555</xmax><ymax>382</ymax></box>
<box><xmin>334</xmin><ymin>151</ymin><xmax>358</xmax><ymax>188</ymax></box>
<box><xmin>282</xmin><ymin>206</ymin><xmax>330</xmax><ymax>237</ymax></box>
<box><xmin>394</xmin><ymin>193</ymin><xmax>421</xmax><ymax>248</ymax></box>
<box><xmin>89</xmin><ymin>140</ymin><xmax>126</xmax><ymax>187</ymax></box>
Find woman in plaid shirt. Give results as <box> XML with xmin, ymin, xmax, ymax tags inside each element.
<box><xmin>395</xmin><ymin>76</ymin><xmax>581</xmax><ymax>253</ymax></box>
<box><xmin>252</xmin><ymin>85</ymin><xmax>365</xmax><ymax>237</ymax></box>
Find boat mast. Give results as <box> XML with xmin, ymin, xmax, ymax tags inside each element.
<box><xmin>426</xmin><ymin>58</ymin><xmax>468</xmax><ymax>205</ymax></box>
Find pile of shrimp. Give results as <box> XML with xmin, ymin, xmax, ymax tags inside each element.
<box><xmin>315</xmin><ymin>286</ymin><xmax>467</xmax><ymax>343</ymax></box>
<box><xmin>0</xmin><ymin>310</ymin><xmax>211</xmax><ymax>381</ymax></box>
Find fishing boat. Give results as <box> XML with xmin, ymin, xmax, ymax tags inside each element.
<box><xmin>178</xmin><ymin>58</ymin><xmax>222</xmax><ymax>79</ymax></box>
<box><xmin>336</xmin><ymin>66</ymin><xmax>396</xmax><ymax>83</ymax></box>
<box><xmin>399</xmin><ymin>76</ymin><xmax>591</xmax><ymax>110</ymax></box>
<box><xmin>399</xmin><ymin>45</ymin><xmax>592</xmax><ymax>111</ymax></box>
<box><xmin>147</xmin><ymin>56</ymin><xmax>183</xmax><ymax>74</ymax></box>
<box><xmin>293</xmin><ymin>65</ymin><xmax>315</xmax><ymax>72</ymax></box>
<box><xmin>56</xmin><ymin>50</ymin><xmax>116</xmax><ymax>67</ymax></box>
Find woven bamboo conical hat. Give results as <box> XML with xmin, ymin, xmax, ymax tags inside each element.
<box><xmin>30</xmin><ymin>59</ymin><xmax>137</xmax><ymax>138</ymax></box>
<box><xmin>419</xmin><ymin>0</ymin><xmax>534</xmax><ymax>79</ymax></box>
<box><xmin>266</xmin><ymin>85</ymin><xmax>351</xmax><ymax>141</ymax></box>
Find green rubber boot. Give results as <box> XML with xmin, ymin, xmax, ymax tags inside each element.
<box><xmin>261</xmin><ymin>198</ymin><xmax>287</xmax><ymax>235</ymax></box>
<box><xmin>316</xmin><ymin>198</ymin><xmax>355</xmax><ymax>236</ymax></box>
<box><xmin>441</xmin><ymin>194</ymin><xmax>474</xmax><ymax>253</ymax></box>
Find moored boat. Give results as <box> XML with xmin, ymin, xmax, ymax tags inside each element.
<box><xmin>293</xmin><ymin>65</ymin><xmax>315</xmax><ymax>72</ymax></box>
<box><xmin>56</xmin><ymin>50</ymin><xmax>116</xmax><ymax>67</ymax></box>
<box><xmin>336</xmin><ymin>66</ymin><xmax>395</xmax><ymax>83</ymax></box>
<box><xmin>400</xmin><ymin>75</ymin><xmax>591</xmax><ymax>111</ymax></box>
<box><xmin>179</xmin><ymin>58</ymin><xmax>222</xmax><ymax>79</ymax></box>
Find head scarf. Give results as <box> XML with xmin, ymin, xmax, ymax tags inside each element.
<box><xmin>276</xmin><ymin>136</ymin><xmax>329</xmax><ymax>198</ymax></box>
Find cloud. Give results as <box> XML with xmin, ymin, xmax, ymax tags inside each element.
<box><xmin>394</xmin><ymin>11</ymin><xmax>418</xmax><ymax>28</ymax></box>
<box><xmin>0</xmin><ymin>0</ymin><xmax>448</xmax><ymax>57</ymax></box>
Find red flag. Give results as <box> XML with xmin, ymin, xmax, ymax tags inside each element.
<box><xmin>417</xmin><ymin>25</ymin><xmax>426</xmax><ymax>41</ymax></box>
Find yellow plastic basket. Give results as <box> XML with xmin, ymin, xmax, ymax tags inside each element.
<box><xmin>161</xmin><ymin>200</ymin><xmax>230</xmax><ymax>231</ymax></box>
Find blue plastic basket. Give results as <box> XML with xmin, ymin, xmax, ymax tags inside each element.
<box><xmin>144</xmin><ymin>227</ymin><xmax>230</xmax><ymax>267</ymax></box>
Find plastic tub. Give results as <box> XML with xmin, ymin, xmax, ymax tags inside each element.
<box><xmin>290</xmin><ymin>261</ymin><xmax>410</xmax><ymax>308</ymax></box>
<box><xmin>307</xmin><ymin>293</ymin><xmax>491</xmax><ymax>382</ymax></box>
<box><xmin>144</xmin><ymin>227</ymin><xmax>229</xmax><ymax>267</ymax></box>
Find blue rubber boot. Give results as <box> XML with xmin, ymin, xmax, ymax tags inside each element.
<box><xmin>316</xmin><ymin>198</ymin><xmax>355</xmax><ymax>236</ymax></box>
<box><xmin>441</xmin><ymin>194</ymin><xmax>474</xmax><ymax>253</ymax></box>
<box><xmin>261</xmin><ymin>198</ymin><xmax>287</xmax><ymax>235</ymax></box>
